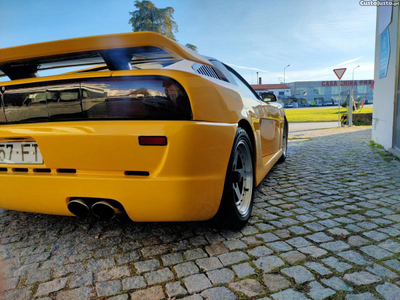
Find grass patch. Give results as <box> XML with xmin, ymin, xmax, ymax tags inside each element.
<box><xmin>369</xmin><ymin>140</ymin><xmax>400</xmax><ymax>162</ymax></box>
<box><xmin>286</xmin><ymin>107</ymin><xmax>373</xmax><ymax>123</ymax></box>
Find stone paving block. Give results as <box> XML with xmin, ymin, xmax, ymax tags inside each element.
<box><xmin>205</xmin><ymin>243</ymin><xmax>229</xmax><ymax>257</ymax></box>
<box><xmin>275</xmin><ymin>229</ymin><xmax>291</xmax><ymax>238</ymax></box>
<box><xmin>307</xmin><ymin>232</ymin><xmax>333</xmax><ymax>243</ymax></box>
<box><xmin>322</xmin><ymin>276</ymin><xmax>353</xmax><ymax>291</ymax></box>
<box><xmin>379</xmin><ymin>239</ymin><xmax>400</xmax><ymax>253</ymax></box>
<box><xmin>304</xmin><ymin>262</ymin><xmax>332</xmax><ymax>276</ymax></box>
<box><xmin>207</xmin><ymin>268</ymin><xmax>234</xmax><ymax>284</ymax></box>
<box><xmin>270</xmin><ymin>288</ymin><xmax>309</xmax><ymax>300</ymax></box>
<box><xmin>166</xmin><ymin>281</ymin><xmax>187</xmax><ymax>298</ymax></box>
<box><xmin>25</xmin><ymin>269</ymin><xmax>51</xmax><ymax>285</ymax></box>
<box><xmin>145</xmin><ymin>267</ymin><xmax>174</xmax><ymax>285</ymax></box>
<box><xmin>286</xmin><ymin>237</ymin><xmax>312</xmax><ymax>248</ymax></box>
<box><xmin>96</xmin><ymin>266</ymin><xmax>130</xmax><ymax>281</ymax></box>
<box><xmin>298</xmin><ymin>246</ymin><xmax>327</xmax><ymax>258</ymax></box>
<box><xmin>223</xmin><ymin>239</ymin><xmax>247</xmax><ymax>250</ymax></box>
<box><xmin>174</xmin><ymin>262</ymin><xmax>199</xmax><ymax>278</ymax></box>
<box><xmin>345</xmin><ymin>292</ymin><xmax>378</xmax><ymax>300</ymax></box>
<box><xmin>55</xmin><ymin>287</ymin><xmax>93</xmax><ymax>300</ymax></box>
<box><xmin>256</xmin><ymin>233</ymin><xmax>280</xmax><ymax>242</ymax></box>
<box><xmin>320</xmin><ymin>241</ymin><xmax>350</xmax><ymax>252</ymax></box>
<box><xmin>229</xmin><ymin>279</ymin><xmax>263</xmax><ymax>297</ymax></box>
<box><xmin>35</xmin><ymin>278</ymin><xmax>68</xmax><ymax>297</ymax></box>
<box><xmin>96</xmin><ymin>280</ymin><xmax>122</xmax><ymax>297</ymax></box>
<box><xmin>366</xmin><ymin>263</ymin><xmax>398</xmax><ymax>279</ymax></box>
<box><xmin>280</xmin><ymin>250</ymin><xmax>307</xmax><ymax>264</ymax></box>
<box><xmin>232</xmin><ymin>262</ymin><xmax>255</xmax><ymax>278</ymax></box>
<box><xmin>288</xmin><ymin>226</ymin><xmax>311</xmax><ymax>235</ymax></box>
<box><xmin>281</xmin><ymin>265</ymin><xmax>315</xmax><ymax>284</ymax></box>
<box><xmin>307</xmin><ymin>281</ymin><xmax>335</xmax><ymax>300</ymax></box>
<box><xmin>183</xmin><ymin>274</ymin><xmax>212</xmax><ymax>293</ymax></box>
<box><xmin>122</xmin><ymin>276</ymin><xmax>146</xmax><ymax>290</ymax></box>
<box><xmin>268</xmin><ymin>241</ymin><xmax>293</xmax><ymax>252</ymax></box>
<box><xmin>218</xmin><ymin>251</ymin><xmax>249</xmax><ymax>266</ymax></box>
<box><xmin>263</xmin><ymin>274</ymin><xmax>291</xmax><ymax>292</ymax></box>
<box><xmin>161</xmin><ymin>253</ymin><xmax>183</xmax><ymax>266</ymax></box>
<box><xmin>134</xmin><ymin>259</ymin><xmax>159</xmax><ymax>273</ymax></box>
<box><xmin>360</xmin><ymin>245</ymin><xmax>392</xmax><ymax>259</ymax></box>
<box><xmin>338</xmin><ymin>250</ymin><xmax>372</xmax><ymax>265</ymax></box>
<box><xmin>248</xmin><ymin>245</ymin><xmax>273</xmax><ymax>257</ymax></box>
<box><xmin>70</xmin><ymin>272</ymin><xmax>93</xmax><ymax>288</ymax></box>
<box><xmin>184</xmin><ymin>248</ymin><xmax>208</xmax><ymax>260</ymax></box>
<box><xmin>304</xmin><ymin>222</ymin><xmax>326</xmax><ymax>232</ymax></box>
<box><xmin>375</xmin><ymin>282</ymin><xmax>400</xmax><ymax>300</ymax></box>
<box><xmin>344</xmin><ymin>271</ymin><xmax>382</xmax><ymax>285</ymax></box>
<box><xmin>362</xmin><ymin>230</ymin><xmax>389</xmax><ymax>241</ymax></box>
<box><xmin>254</xmin><ymin>256</ymin><xmax>285</xmax><ymax>272</ymax></box>
<box><xmin>200</xmin><ymin>286</ymin><xmax>236</xmax><ymax>300</ymax></box>
<box><xmin>130</xmin><ymin>286</ymin><xmax>165</xmax><ymax>300</ymax></box>
<box><xmin>196</xmin><ymin>257</ymin><xmax>223</xmax><ymax>271</ymax></box>
<box><xmin>383</xmin><ymin>258</ymin><xmax>400</xmax><ymax>271</ymax></box>
<box><xmin>347</xmin><ymin>236</ymin><xmax>370</xmax><ymax>246</ymax></box>
<box><xmin>321</xmin><ymin>256</ymin><xmax>351</xmax><ymax>273</ymax></box>
<box><xmin>88</xmin><ymin>258</ymin><xmax>115</xmax><ymax>272</ymax></box>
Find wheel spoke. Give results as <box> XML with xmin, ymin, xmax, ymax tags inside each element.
<box><xmin>233</xmin><ymin>184</ymin><xmax>241</xmax><ymax>202</ymax></box>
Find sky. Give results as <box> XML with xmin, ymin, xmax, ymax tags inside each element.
<box><xmin>0</xmin><ymin>0</ymin><xmax>377</xmax><ymax>84</ymax></box>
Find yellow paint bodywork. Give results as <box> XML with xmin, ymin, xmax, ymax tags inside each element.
<box><xmin>0</xmin><ymin>35</ymin><xmax>286</xmax><ymax>221</ymax></box>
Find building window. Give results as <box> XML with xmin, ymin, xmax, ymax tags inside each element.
<box><xmin>331</xmin><ymin>86</ymin><xmax>339</xmax><ymax>94</ymax></box>
<box><xmin>314</xmin><ymin>87</ymin><xmax>324</xmax><ymax>95</ymax></box>
<box><xmin>296</xmin><ymin>87</ymin><xmax>307</xmax><ymax>96</ymax></box>
<box><xmin>279</xmin><ymin>91</ymin><xmax>284</xmax><ymax>96</ymax></box>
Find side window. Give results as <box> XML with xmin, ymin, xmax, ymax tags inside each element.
<box><xmin>224</xmin><ymin>65</ymin><xmax>260</xmax><ymax>100</ymax></box>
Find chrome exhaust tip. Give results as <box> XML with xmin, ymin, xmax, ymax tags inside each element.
<box><xmin>91</xmin><ymin>200</ymin><xmax>122</xmax><ymax>220</ymax></box>
<box><xmin>67</xmin><ymin>199</ymin><xmax>90</xmax><ymax>218</ymax></box>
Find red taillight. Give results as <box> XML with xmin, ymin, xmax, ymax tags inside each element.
<box><xmin>139</xmin><ymin>136</ymin><xmax>167</xmax><ymax>146</ymax></box>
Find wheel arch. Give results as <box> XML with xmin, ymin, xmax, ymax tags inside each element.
<box><xmin>238</xmin><ymin>119</ymin><xmax>257</xmax><ymax>178</ymax></box>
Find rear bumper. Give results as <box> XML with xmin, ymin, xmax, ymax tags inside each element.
<box><xmin>0</xmin><ymin>121</ymin><xmax>237</xmax><ymax>221</ymax></box>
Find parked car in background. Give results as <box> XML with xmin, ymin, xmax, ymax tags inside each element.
<box><xmin>0</xmin><ymin>32</ymin><xmax>288</xmax><ymax>229</ymax></box>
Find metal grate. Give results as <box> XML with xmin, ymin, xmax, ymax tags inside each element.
<box><xmin>192</xmin><ymin>63</ymin><xmax>220</xmax><ymax>80</ymax></box>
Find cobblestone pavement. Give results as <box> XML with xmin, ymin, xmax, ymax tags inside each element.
<box><xmin>1</xmin><ymin>126</ymin><xmax>400</xmax><ymax>300</ymax></box>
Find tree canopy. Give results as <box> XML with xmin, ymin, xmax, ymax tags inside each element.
<box><xmin>129</xmin><ymin>0</ymin><xmax>178</xmax><ymax>41</ymax></box>
<box><xmin>129</xmin><ymin>0</ymin><xmax>197</xmax><ymax>51</ymax></box>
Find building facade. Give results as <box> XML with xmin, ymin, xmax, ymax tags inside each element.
<box><xmin>373</xmin><ymin>5</ymin><xmax>400</xmax><ymax>157</ymax></box>
<box><xmin>252</xmin><ymin>80</ymin><xmax>374</xmax><ymax>107</ymax></box>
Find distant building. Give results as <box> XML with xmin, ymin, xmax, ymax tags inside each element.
<box><xmin>252</xmin><ymin>80</ymin><xmax>374</xmax><ymax>107</ymax></box>
<box><xmin>251</xmin><ymin>84</ymin><xmax>291</xmax><ymax>100</ymax></box>
<box><xmin>372</xmin><ymin>5</ymin><xmax>399</xmax><ymax>157</ymax></box>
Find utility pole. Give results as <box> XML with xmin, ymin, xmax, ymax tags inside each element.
<box><xmin>256</xmin><ymin>72</ymin><xmax>259</xmax><ymax>85</ymax></box>
<box><xmin>284</xmin><ymin>64</ymin><xmax>290</xmax><ymax>105</ymax></box>
<box><xmin>349</xmin><ymin>65</ymin><xmax>360</xmax><ymax>127</ymax></box>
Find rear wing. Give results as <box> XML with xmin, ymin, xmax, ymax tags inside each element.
<box><xmin>0</xmin><ymin>32</ymin><xmax>211</xmax><ymax>80</ymax></box>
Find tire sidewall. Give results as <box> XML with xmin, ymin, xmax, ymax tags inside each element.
<box><xmin>220</xmin><ymin>128</ymin><xmax>255</xmax><ymax>223</ymax></box>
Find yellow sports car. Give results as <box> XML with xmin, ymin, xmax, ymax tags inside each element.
<box><xmin>0</xmin><ymin>32</ymin><xmax>287</xmax><ymax>228</ymax></box>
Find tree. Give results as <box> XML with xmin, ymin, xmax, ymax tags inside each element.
<box><xmin>129</xmin><ymin>0</ymin><xmax>178</xmax><ymax>41</ymax></box>
<box><xmin>129</xmin><ymin>1</ymin><xmax>197</xmax><ymax>51</ymax></box>
<box><xmin>185</xmin><ymin>43</ymin><xmax>197</xmax><ymax>52</ymax></box>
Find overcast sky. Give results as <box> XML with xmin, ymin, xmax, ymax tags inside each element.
<box><xmin>0</xmin><ymin>0</ymin><xmax>376</xmax><ymax>84</ymax></box>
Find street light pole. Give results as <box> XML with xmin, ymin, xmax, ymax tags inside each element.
<box><xmin>284</xmin><ymin>64</ymin><xmax>290</xmax><ymax>104</ymax></box>
<box><xmin>349</xmin><ymin>65</ymin><xmax>360</xmax><ymax>126</ymax></box>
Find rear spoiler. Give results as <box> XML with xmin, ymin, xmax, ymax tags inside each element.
<box><xmin>0</xmin><ymin>32</ymin><xmax>211</xmax><ymax>80</ymax></box>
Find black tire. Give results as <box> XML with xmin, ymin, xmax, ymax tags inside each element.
<box><xmin>213</xmin><ymin>127</ymin><xmax>255</xmax><ymax>230</ymax></box>
<box><xmin>278</xmin><ymin>119</ymin><xmax>288</xmax><ymax>163</ymax></box>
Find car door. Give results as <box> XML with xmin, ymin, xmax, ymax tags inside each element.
<box><xmin>222</xmin><ymin>65</ymin><xmax>282</xmax><ymax>157</ymax></box>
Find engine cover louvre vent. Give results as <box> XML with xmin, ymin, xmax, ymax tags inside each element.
<box><xmin>192</xmin><ymin>63</ymin><xmax>220</xmax><ymax>80</ymax></box>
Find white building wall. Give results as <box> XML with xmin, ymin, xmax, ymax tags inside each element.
<box><xmin>372</xmin><ymin>6</ymin><xmax>398</xmax><ymax>149</ymax></box>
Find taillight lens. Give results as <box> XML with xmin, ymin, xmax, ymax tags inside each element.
<box><xmin>1</xmin><ymin>76</ymin><xmax>192</xmax><ymax>124</ymax></box>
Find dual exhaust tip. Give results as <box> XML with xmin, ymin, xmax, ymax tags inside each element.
<box><xmin>67</xmin><ymin>199</ymin><xmax>123</xmax><ymax>220</ymax></box>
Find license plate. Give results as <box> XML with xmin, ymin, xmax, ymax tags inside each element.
<box><xmin>0</xmin><ymin>141</ymin><xmax>43</xmax><ymax>164</ymax></box>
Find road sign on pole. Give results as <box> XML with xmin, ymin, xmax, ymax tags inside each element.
<box><xmin>333</xmin><ymin>68</ymin><xmax>347</xmax><ymax>127</ymax></box>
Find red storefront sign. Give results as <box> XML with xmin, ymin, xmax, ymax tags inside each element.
<box><xmin>321</xmin><ymin>80</ymin><xmax>374</xmax><ymax>87</ymax></box>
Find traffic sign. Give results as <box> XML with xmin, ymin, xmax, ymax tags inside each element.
<box><xmin>333</xmin><ymin>68</ymin><xmax>347</xmax><ymax>80</ymax></box>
